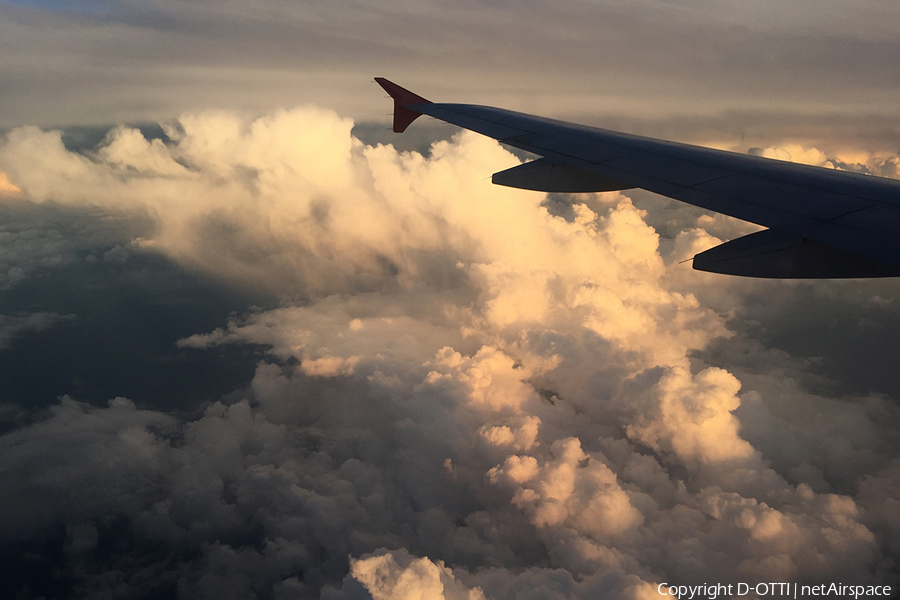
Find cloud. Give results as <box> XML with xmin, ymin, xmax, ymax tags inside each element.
<box><xmin>0</xmin><ymin>190</ymin><xmax>152</xmax><ymax>290</ymax></box>
<box><xmin>0</xmin><ymin>171</ymin><xmax>20</xmax><ymax>196</ymax></box>
<box><xmin>0</xmin><ymin>311</ymin><xmax>73</xmax><ymax>350</ymax></box>
<box><xmin>0</xmin><ymin>396</ymin><xmax>175</xmax><ymax>542</ymax></box>
<box><xmin>747</xmin><ymin>143</ymin><xmax>900</xmax><ymax>177</ymax></box>
<box><xmin>1</xmin><ymin>106</ymin><xmax>900</xmax><ymax>599</ymax></box>
<box><xmin>347</xmin><ymin>549</ymin><xmax>488</xmax><ymax>600</ymax></box>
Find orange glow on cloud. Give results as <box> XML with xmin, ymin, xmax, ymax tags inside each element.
<box><xmin>0</xmin><ymin>171</ymin><xmax>21</xmax><ymax>196</ymax></box>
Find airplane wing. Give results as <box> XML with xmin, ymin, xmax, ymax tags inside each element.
<box><xmin>375</xmin><ymin>77</ymin><xmax>900</xmax><ymax>278</ymax></box>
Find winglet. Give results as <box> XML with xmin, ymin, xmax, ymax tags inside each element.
<box><xmin>375</xmin><ymin>77</ymin><xmax>432</xmax><ymax>133</ymax></box>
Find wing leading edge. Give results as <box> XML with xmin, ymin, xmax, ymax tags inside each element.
<box><xmin>374</xmin><ymin>77</ymin><xmax>900</xmax><ymax>278</ymax></box>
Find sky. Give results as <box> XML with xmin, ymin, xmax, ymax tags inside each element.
<box><xmin>2</xmin><ymin>1</ymin><xmax>900</xmax><ymax>599</ymax></box>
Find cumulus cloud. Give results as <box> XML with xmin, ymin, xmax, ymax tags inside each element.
<box><xmin>1</xmin><ymin>106</ymin><xmax>899</xmax><ymax>599</ymax></box>
<box><xmin>347</xmin><ymin>549</ymin><xmax>488</xmax><ymax>600</ymax></box>
<box><xmin>747</xmin><ymin>143</ymin><xmax>900</xmax><ymax>177</ymax></box>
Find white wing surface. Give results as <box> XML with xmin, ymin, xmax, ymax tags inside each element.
<box><xmin>375</xmin><ymin>77</ymin><xmax>900</xmax><ymax>278</ymax></box>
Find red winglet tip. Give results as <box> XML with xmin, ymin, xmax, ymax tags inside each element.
<box><xmin>374</xmin><ymin>78</ymin><xmax>431</xmax><ymax>105</ymax></box>
<box><xmin>374</xmin><ymin>78</ymin><xmax>431</xmax><ymax>133</ymax></box>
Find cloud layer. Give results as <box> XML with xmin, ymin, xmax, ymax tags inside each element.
<box><xmin>1</xmin><ymin>107</ymin><xmax>900</xmax><ymax>599</ymax></box>
<box><xmin>3</xmin><ymin>0</ymin><xmax>900</xmax><ymax>149</ymax></box>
